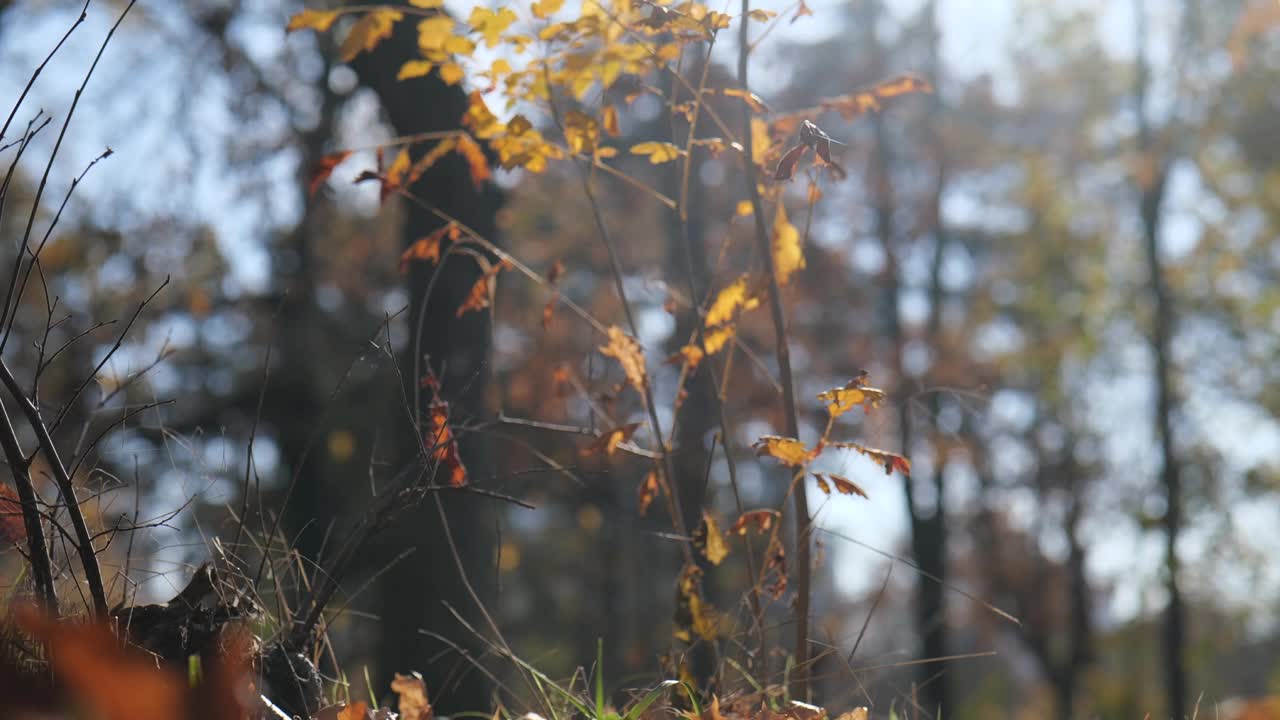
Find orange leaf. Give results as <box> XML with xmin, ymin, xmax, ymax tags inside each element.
<box><xmin>400</xmin><ymin>223</ymin><xmax>455</xmax><ymax>273</ymax></box>
<box><xmin>426</xmin><ymin>402</ymin><xmax>467</xmax><ymax>486</ymax></box>
<box><xmin>722</xmin><ymin>87</ymin><xmax>770</xmax><ymax>114</ymax></box>
<box><xmin>455</xmin><ymin>135</ymin><xmax>491</xmax><ymax>189</ymax></box>
<box><xmin>287</xmin><ymin>8</ymin><xmax>341</xmax><ymax>32</ymax></box>
<box><xmin>308</xmin><ymin>151</ymin><xmax>351</xmax><ymax>197</ymax></box>
<box><xmin>637</xmin><ymin>470</ymin><xmax>661</xmax><ymax>516</ymax></box>
<box><xmin>407</xmin><ymin>137</ymin><xmax>458</xmax><ymax>186</ymax></box>
<box><xmin>599</xmin><ymin>325</ymin><xmax>647</xmax><ymax>393</ymax></box>
<box><xmin>382</xmin><ymin>147</ymin><xmax>412</xmax><ymax>203</ymax></box>
<box><xmin>753</xmin><ymin>435</ymin><xmax>814</xmax><ymax>467</ymax></box>
<box><xmin>340</xmin><ymin>10</ymin><xmax>403</xmax><ymax>63</ymax></box>
<box><xmin>729</xmin><ymin>509</ymin><xmax>779</xmax><ymax>535</ymax></box>
<box><xmin>456</xmin><ymin>275</ymin><xmax>492</xmax><ymax>317</ymax></box>
<box><xmin>16</xmin><ymin>605</ymin><xmax>186</xmax><ymax>720</ymax></box>
<box><xmin>602</xmin><ymin>105</ymin><xmax>620</xmax><ymax>137</ymax></box>
<box><xmin>667</xmin><ymin>342</ymin><xmax>704</xmax><ymax>371</ymax></box>
<box><xmin>392</xmin><ymin>672</ymin><xmax>432</xmax><ymax>720</ymax></box>
<box><xmin>581</xmin><ymin>422</ymin><xmax>641</xmax><ymax>457</ymax></box>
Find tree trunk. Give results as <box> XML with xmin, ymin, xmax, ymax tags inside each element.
<box><xmin>348</xmin><ymin>3</ymin><xmax>502</xmax><ymax>711</ymax></box>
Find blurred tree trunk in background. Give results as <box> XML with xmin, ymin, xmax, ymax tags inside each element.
<box><xmin>864</xmin><ymin>2</ymin><xmax>950</xmax><ymax>715</ymax></box>
<box><xmin>347</xmin><ymin>1</ymin><xmax>502</xmax><ymax>711</ymax></box>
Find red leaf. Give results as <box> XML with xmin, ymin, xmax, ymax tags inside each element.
<box><xmin>308</xmin><ymin>151</ymin><xmax>351</xmax><ymax>197</ymax></box>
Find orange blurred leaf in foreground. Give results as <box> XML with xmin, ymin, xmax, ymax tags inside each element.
<box><xmin>771</xmin><ymin>202</ymin><xmax>804</xmax><ymax>285</ymax></box>
<box><xmin>637</xmin><ymin>470</ymin><xmax>661</xmax><ymax>516</ymax></box>
<box><xmin>339</xmin><ymin>10</ymin><xmax>403</xmax><ymax>62</ymax></box>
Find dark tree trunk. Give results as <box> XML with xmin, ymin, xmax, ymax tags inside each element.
<box><xmin>347</xmin><ymin>3</ymin><xmax>502</xmax><ymax>712</ymax></box>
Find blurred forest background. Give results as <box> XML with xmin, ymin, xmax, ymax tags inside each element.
<box><xmin>2</xmin><ymin>0</ymin><xmax>1280</xmax><ymax>718</ymax></box>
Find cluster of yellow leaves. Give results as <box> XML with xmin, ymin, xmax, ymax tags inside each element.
<box><xmin>674</xmin><ymin>564</ymin><xmax>719</xmax><ymax>643</ymax></box>
<box><xmin>599</xmin><ymin>325</ymin><xmax>648</xmax><ymax>393</ymax></box>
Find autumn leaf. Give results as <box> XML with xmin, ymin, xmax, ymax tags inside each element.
<box><xmin>532</xmin><ymin>0</ymin><xmax>565</xmax><ymax>19</ymax></box>
<box><xmin>827</xmin><ymin>440</ymin><xmax>911</xmax><ymax>477</ymax></box>
<box><xmin>564</xmin><ymin>110</ymin><xmax>601</xmax><ymax>155</ymax></box>
<box><xmin>817</xmin><ymin>374</ymin><xmax>886</xmax><ymax>417</ymax></box>
<box><xmin>819</xmin><ymin>73</ymin><xmax>934</xmax><ymax>121</ymax></box>
<box><xmin>16</xmin><ymin>604</ymin><xmax>187</xmax><ymax>720</ymax></box>
<box><xmin>455</xmin><ymin>135</ymin><xmax>491</xmax><ymax>188</ymax></box>
<box><xmin>398</xmin><ymin>60</ymin><xmax>434</xmax><ymax>80</ymax></box>
<box><xmin>772</xmin><ymin>202</ymin><xmax>804</xmax><ymax>285</ymax></box>
<box><xmin>400</xmin><ymin>223</ymin><xmax>458</xmax><ymax>273</ymax></box>
<box><xmin>753</xmin><ymin>435</ymin><xmax>814</xmax><ymax>467</ymax></box>
<box><xmin>722</xmin><ymin>87</ymin><xmax>770</xmax><ymax>114</ymax></box>
<box><xmin>637</xmin><ymin>470</ymin><xmax>661</xmax><ymax>516</ymax></box>
<box><xmin>697</xmin><ymin>511</ymin><xmax>730</xmax><ymax>565</ymax></box>
<box><xmin>599</xmin><ymin>325</ymin><xmax>647</xmax><ymax>392</ymax></box>
<box><xmin>813</xmin><ymin>473</ymin><xmax>868</xmax><ymax>498</ymax></box>
<box><xmin>601</xmin><ymin>105</ymin><xmax>620</xmax><ymax>136</ymax></box>
<box><xmin>581</xmin><ymin>422</ymin><xmax>641</xmax><ymax>457</ymax></box>
<box><xmin>305</xmin><ymin>152</ymin><xmax>350</xmax><ymax>197</ymax></box>
<box><xmin>340</xmin><ymin>10</ymin><xmax>403</xmax><ymax>63</ymax></box>
<box><xmin>674</xmin><ymin>564</ymin><xmax>718</xmax><ymax>643</ymax></box>
<box><xmin>705</xmin><ymin>274</ymin><xmax>760</xmax><ymax>327</ymax></box>
<box><xmin>417</xmin><ymin>15</ymin><xmax>455</xmax><ymax>54</ymax></box>
<box><xmin>287</xmin><ymin>8</ymin><xmax>341</xmax><ymax>33</ymax></box>
<box><xmin>736</xmin><ymin>199</ymin><xmax>754</xmax><ymax>216</ymax></box>
<box><xmin>773</xmin><ymin>143</ymin><xmax>808</xmax><ymax>181</ymax></box>
<box><xmin>668</xmin><ymin>342</ymin><xmax>704</xmax><ymax>371</ymax></box>
<box><xmin>382</xmin><ymin>147</ymin><xmax>412</xmax><ymax>202</ymax></box>
<box><xmin>630</xmin><ymin>141</ymin><xmax>684</xmax><ymax>164</ymax></box>
<box><xmin>469</xmin><ymin>6</ymin><xmax>517</xmax><ymax>48</ymax></box>
<box><xmin>764</xmin><ymin>534</ymin><xmax>787</xmax><ymax>598</ymax></box>
<box><xmin>407</xmin><ymin>137</ymin><xmax>457</xmax><ymax>185</ymax></box>
<box><xmin>439</xmin><ymin>61</ymin><xmax>465</xmax><ymax>86</ymax></box>
<box><xmin>729</xmin><ymin>509</ymin><xmax>779</xmax><ymax>535</ymax></box>
<box><xmin>792</xmin><ymin>0</ymin><xmax>814</xmax><ymax>22</ymax></box>
<box><xmin>833</xmin><ymin>710</ymin><xmax>869</xmax><ymax>720</ymax></box>
<box><xmin>392</xmin><ymin>672</ymin><xmax>432</xmax><ymax>720</ymax></box>
<box><xmin>456</xmin><ymin>275</ymin><xmax>491</xmax><ymax>317</ymax></box>
<box><xmin>426</xmin><ymin>402</ymin><xmax>467</xmax><ymax>486</ymax></box>
<box><xmin>747</xmin><ymin>8</ymin><xmax>777</xmax><ymax>22</ymax></box>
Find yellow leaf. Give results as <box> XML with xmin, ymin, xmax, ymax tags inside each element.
<box><xmin>417</xmin><ymin>16</ymin><xmax>455</xmax><ymax>53</ymax></box>
<box><xmin>532</xmin><ymin>0</ymin><xmax>565</xmax><ymax>19</ymax></box>
<box><xmin>601</xmin><ymin>105</ymin><xmax>620</xmax><ymax>137</ymax></box>
<box><xmin>750</xmin><ymin>117</ymin><xmax>771</xmax><ymax>165</ymax></box>
<box><xmin>444</xmin><ymin>34</ymin><xmax>477</xmax><ymax>55</ymax></box>
<box><xmin>599</xmin><ymin>325</ymin><xmax>647</xmax><ymax>393</ymax></box>
<box><xmin>747</xmin><ymin>8</ymin><xmax>777</xmax><ymax>22</ymax></box>
<box><xmin>630</xmin><ymin>141</ymin><xmax>684</xmax><ymax>164</ymax></box>
<box><xmin>339</xmin><ymin>10</ymin><xmax>403</xmax><ymax>63</ymax></box>
<box><xmin>772</xmin><ymin>202</ymin><xmax>804</xmax><ymax>286</ymax></box>
<box><xmin>397</xmin><ymin>60</ymin><xmax>434</xmax><ymax>80</ymax></box>
<box><xmin>705</xmin><ymin>274</ymin><xmax>759</xmax><ymax>327</ymax></box>
<box><xmin>439</xmin><ymin>61</ymin><xmax>465</xmax><ymax>85</ymax></box>
<box><xmin>833</xmin><ymin>710</ymin><xmax>869</xmax><ymax>720</ymax></box>
<box><xmin>816</xmin><ymin>375</ymin><xmax>887</xmax><ymax>417</ymax></box>
<box><xmin>469</xmin><ymin>6</ymin><xmax>518</xmax><ymax>48</ymax></box>
<box><xmin>753</xmin><ymin>435</ymin><xmax>814</xmax><ymax>467</ymax></box>
<box><xmin>702</xmin><ymin>326</ymin><xmax>735</xmax><ymax>354</ymax></box>
<box><xmin>581</xmin><ymin>422</ymin><xmax>641</xmax><ymax>457</ymax></box>
<box><xmin>723</xmin><ymin>87</ymin><xmax>770</xmax><ymax>114</ymax></box>
<box><xmin>563</xmin><ymin>110</ymin><xmax>600</xmax><ymax>155</ymax></box>
<box><xmin>701</xmin><ymin>511</ymin><xmax>729</xmax><ymax>565</ymax></box>
<box><xmin>287</xmin><ymin>9</ymin><xmax>341</xmax><ymax>32</ymax></box>
<box><xmin>409</xmin><ymin>0</ymin><xmax>444</xmax><ymax>6</ymax></box>
<box><xmin>736</xmin><ymin>199</ymin><xmax>753</xmax><ymax>216</ymax></box>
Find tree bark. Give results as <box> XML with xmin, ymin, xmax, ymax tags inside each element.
<box><xmin>347</xmin><ymin>3</ymin><xmax>502</xmax><ymax>711</ymax></box>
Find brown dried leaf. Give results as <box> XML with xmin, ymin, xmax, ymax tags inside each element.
<box><xmin>698</xmin><ymin>511</ymin><xmax>730</xmax><ymax>565</ymax></box>
<box><xmin>813</xmin><ymin>473</ymin><xmax>868</xmax><ymax>499</ymax></box>
<box><xmin>637</xmin><ymin>470</ymin><xmax>661</xmax><ymax>516</ymax></box>
<box><xmin>729</xmin><ymin>509</ymin><xmax>780</xmax><ymax>535</ymax></box>
<box><xmin>816</xmin><ymin>374</ymin><xmax>886</xmax><ymax>417</ymax></box>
